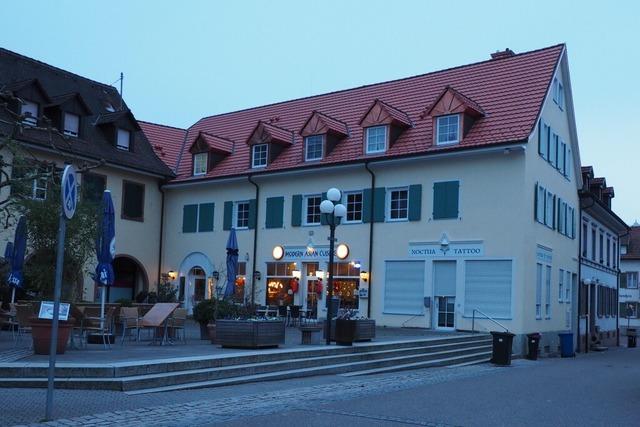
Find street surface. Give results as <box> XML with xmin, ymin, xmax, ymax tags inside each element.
<box><xmin>2</xmin><ymin>346</ymin><xmax>638</xmax><ymax>426</ymax></box>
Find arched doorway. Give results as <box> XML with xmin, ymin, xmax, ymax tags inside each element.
<box><xmin>178</xmin><ymin>252</ymin><xmax>214</xmax><ymax>313</ymax></box>
<box><xmin>109</xmin><ymin>255</ymin><xmax>149</xmax><ymax>302</ymax></box>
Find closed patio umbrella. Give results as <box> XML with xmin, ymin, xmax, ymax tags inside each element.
<box><xmin>7</xmin><ymin>216</ymin><xmax>27</xmax><ymax>303</ymax></box>
<box><xmin>95</xmin><ymin>191</ymin><xmax>115</xmax><ymax>329</ymax></box>
<box><xmin>224</xmin><ymin>228</ymin><xmax>238</xmax><ymax>298</ymax></box>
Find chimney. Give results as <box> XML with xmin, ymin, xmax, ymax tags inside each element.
<box><xmin>491</xmin><ymin>48</ymin><xmax>516</xmax><ymax>60</ymax></box>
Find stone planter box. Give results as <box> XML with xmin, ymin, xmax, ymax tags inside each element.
<box><xmin>324</xmin><ymin>319</ymin><xmax>376</xmax><ymax>343</ymax></box>
<box><xmin>30</xmin><ymin>317</ymin><xmax>75</xmax><ymax>355</ymax></box>
<box><xmin>216</xmin><ymin>320</ymin><xmax>285</xmax><ymax>348</ymax></box>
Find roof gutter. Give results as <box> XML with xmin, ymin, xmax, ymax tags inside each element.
<box><xmin>162</xmin><ymin>141</ymin><xmax>527</xmax><ymax>190</ymax></box>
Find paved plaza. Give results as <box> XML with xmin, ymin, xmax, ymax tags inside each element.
<box><xmin>1</xmin><ymin>345</ymin><xmax>639</xmax><ymax>426</ymax></box>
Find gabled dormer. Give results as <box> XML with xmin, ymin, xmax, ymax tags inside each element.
<box><xmin>45</xmin><ymin>92</ymin><xmax>92</xmax><ymax>138</ymax></box>
<box><xmin>189</xmin><ymin>131</ymin><xmax>234</xmax><ymax>176</ymax></box>
<box><xmin>246</xmin><ymin>121</ymin><xmax>294</xmax><ymax>169</ymax></box>
<box><xmin>94</xmin><ymin>109</ymin><xmax>141</xmax><ymax>152</ymax></box>
<box><xmin>300</xmin><ymin>111</ymin><xmax>349</xmax><ymax>162</ymax></box>
<box><xmin>425</xmin><ymin>86</ymin><xmax>484</xmax><ymax>146</ymax></box>
<box><xmin>4</xmin><ymin>78</ymin><xmax>50</xmax><ymax>126</ymax></box>
<box><xmin>359</xmin><ymin>99</ymin><xmax>412</xmax><ymax>154</ymax></box>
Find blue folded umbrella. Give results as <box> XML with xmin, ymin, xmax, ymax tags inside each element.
<box><xmin>225</xmin><ymin>228</ymin><xmax>239</xmax><ymax>298</ymax></box>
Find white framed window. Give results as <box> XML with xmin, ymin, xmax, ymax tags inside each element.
<box><xmin>304</xmin><ymin>195</ymin><xmax>322</xmax><ymax>225</ymax></box>
<box><xmin>32</xmin><ymin>175</ymin><xmax>47</xmax><ymax>200</ymax></box>
<box><xmin>252</xmin><ymin>144</ymin><xmax>268</xmax><ymax>168</ymax></box>
<box><xmin>63</xmin><ymin>113</ymin><xmax>80</xmax><ymax>137</ymax></box>
<box><xmin>565</xmin><ymin>271</ymin><xmax>572</xmax><ymax>303</ymax></box>
<box><xmin>387</xmin><ymin>187</ymin><xmax>408</xmax><ymax>221</ymax></box>
<box><xmin>21</xmin><ymin>101</ymin><xmax>38</xmax><ymax>126</ymax></box>
<box><xmin>345</xmin><ymin>191</ymin><xmax>363</xmax><ymax>223</ymax></box>
<box><xmin>535</xmin><ymin>263</ymin><xmax>542</xmax><ymax>319</ymax></box>
<box><xmin>625</xmin><ymin>272</ymin><xmax>638</xmax><ymax>289</ymax></box>
<box><xmin>545</xmin><ymin>191</ymin><xmax>554</xmax><ymax>228</ymax></box>
<box><xmin>233</xmin><ymin>201</ymin><xmax>250</xmax><ymax>229</ymax></box>
<box><xmin>558</xmin><ymin>269</ymin><xmax>564</xmax><ymax>303</ymax></box>
<box><xmin>549</xmin><ymin>133</ymin><xmax>558</xmax><ymax>167</ymax></box>
<box><xmin>304</xmin><ymin>135</ymin><xmax>323</xmax><ymax>161</ymax></box>
<box><xmin>193</xmin><ymin>153</ymin><xmax>207</xmax><ymax>176</ymax></box>
<box><xmin>536</xmin><ymin>185</ymin><xmax>545</xmax><ymax>224</ymax></box>
<box><xmin>365</xmin><ymin>126</ymin><xmax>387</xmax><ymax>154</ymax></box>
<box><xmin>545</xmin><ymin>265</ymin><xmax>552</xmax><ymax>319</ymax></box>
<box><xmin>116</xmin><ymin>128</ymin><xmax>130</xmax><ymax>151</ymax></box>
<box><xmin>559</xmin><ymin>141</ymin><xmax>566</xmax><ymax>174</ymax></box>
<box><xmin>436</xmin><ymin>114</ymin><xmax>460</xmax><ymax>145</ymax></box>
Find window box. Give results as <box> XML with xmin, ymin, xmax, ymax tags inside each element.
<box><xmin>215</xmin><ymin>319</ymin><xmax>285</xmax><ymax>348</ymax></box>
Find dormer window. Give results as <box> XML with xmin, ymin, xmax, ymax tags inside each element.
<box><xmin>63</xmin><ymin>112</ymin><xmax>80</xmax><ymax>137</ymax></box>
<box><xmin>116</xmin><ymin>128</ymin><xmax>131</xmax><ymax>151</ymax></box>
<box><xmin>21</xmin><ymin>101</ymin><xmax>38</xmax><ymax>126</ymax></box>
<box><xmin>252</xmin><ymin>144</ymin><xmax>268</xmax><ymax>168</ymax></box>
<box><xmin>365</xmin><ymin>126</ymin><xmax>387</xmax><ymax>154</ymax></box>
<box><xmin>304</xmin><ymin>135</ymin><xmax>324</xmax><ymax>161</ymax></box>
<box><xmin>193</xmin><ymin>152</ymin><xmax>208</xmax><ymax>176</ymax></box>
<box><xmin>436</xmin><ymin>114</ymin><xmax>460</xmax><ymax>145</ymax></box>
<box><xmin>553</xmin><ymin>78</ymin><xmax>564</xmax><ymax>110</ymax></box>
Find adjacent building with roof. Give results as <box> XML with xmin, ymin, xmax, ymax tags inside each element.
<box><xmin>577</xmin><ymin>167</ymin><xmax>628</xmax><ymax>350</ymax></box>
<box><xmin>0</xmin><ymin>48</ymin><xmax>174</xmax><ymax>302</ymax></box>
<box><xmin>620</xmin><ymin>224</ymin><xmax>640</xmax><ymax>334</ymax></box>
<box><xmin>142</xmin><ymin>44</ymin><xmax>583</xmax><ymax>353</ymax></box>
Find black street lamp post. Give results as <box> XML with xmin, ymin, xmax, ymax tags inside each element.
<box><xmin>320</xmin><ymin>188</ymin><xmax>346</xmax><ymax>345</ymax></box>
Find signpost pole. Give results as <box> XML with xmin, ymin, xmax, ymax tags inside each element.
<box><xmin>44</xmin><ymin>165</ymin><xmax>76</xmax><ymax>421</ymax></box>
<box><xmin>45</xmin><ymin>212</ymin><xmax>66</xmax><ymax>421</ymax></box>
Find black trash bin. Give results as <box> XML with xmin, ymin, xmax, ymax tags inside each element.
<box><xmin>628</xmin><ymin>328</ymin><xmax>637</xmax><ymax>348</ymax></box>
<box><xmin>490</xmin><ymin>331</ymin><xmax>515</xmax><ymax>366</ymax></box>
<box><xmin>526</xmin><ymin>333</ymin><xmax>541</xmax><ymax>360</ymax></box>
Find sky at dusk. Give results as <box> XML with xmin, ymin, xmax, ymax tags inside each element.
<box><xmin>2</xmin><ymin>0</ymin><xmax>638</xmax><ymax>224</ymax></box>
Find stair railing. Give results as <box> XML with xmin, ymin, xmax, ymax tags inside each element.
<box><xmin>471</xmin><ymin>308</ymin><xmax>509</xmax><ymax>334</ymax></box>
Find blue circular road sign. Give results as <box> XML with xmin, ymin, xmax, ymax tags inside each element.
<box><xmin>61</xmin><ymin>165</ymin><xmax>77</xmax><ymax>219</ymax></box>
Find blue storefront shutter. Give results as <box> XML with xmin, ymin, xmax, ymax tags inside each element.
<box><xmin>248</xmin><ymin>198</ymin><xmax>257</xmax><ymax>229</ymax></box>
<box><xmin>291</xmin><ymin>194</ymin><xmax>302</xmax><ymax>227</ymax></box>
<box><xmin>223</xmin><ymin>201</ymin><xmax>233</xmax><ymax>230</ymax></box>
<box><xmin>198</xmin><ymin>203</ymin><xmax>215</xmax><ymax>232</ymax></box>
<box><xmin>265</xmin><ymin>196</ymin><xmax>284</xmax><ymax>228</ymax></box>
<box><xmin>408</xmin><ymin>184</ymin><xmax>422</xmax><ymax>221</ymax></box>
<box><xmin>182</xmin><ymin>204</ymin><xmax>198</xmax><ymax>233</ymax></box>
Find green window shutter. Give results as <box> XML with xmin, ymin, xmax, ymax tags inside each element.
<box><xmin>408</xmin><ymin>184</ymin><xmax>422</xmax><ymax>221</ymax></box>
<box><xmin>182</xmin><ymin>204</ymin><xmax>198</xmax><ymax>233</ymax></box>
<box><xmin>265</xmin><ymin>196</ymin><xmax>284</xmax><ymax>228</ymax></box>
<box><xmin>362</xmin><ymin>188</ymin><xmax>372</xmax><ymax>223</ymax></box>
<box><xmin>373</xmin><ymin>187</ymin><xmax>386</xmax><ymax>222</ymax></box>
<box><xmin>291</xmin><ymin>194</ymin><xmax>302</xmax><ymax>227</ymax></box>
<box><xmin>198</xmin><ymin>203</ymin><xmax>215</xmax><ymax>232</ymax></box>
<box><xmin>320</xmin><ymin>192</ymin><xmax>329</xmax><ymax>225</ymax></box>
<box><xmin>223</xmin><ymin>201</ymin><xmax>233</xmax><ymax>230</ymax></box>
<box><xmin>621</xmin><ymin>273</ymin><xmax>627</xmax><ymax>289</ymax></box>
<box><xmin>433</xmin><ymin>181</ymin><xmax>459</xmax><ymax>219</ymax></box>
<box><xmin>248</xmin><ymin>198</ymin><xmax>257</xmax><ymax>229</ymax></box>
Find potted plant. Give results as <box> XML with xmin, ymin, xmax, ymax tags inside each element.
<box><xmin>192</xmin><ymin>299</ymin><xmax>216</xmax><ymax>340</ymax></box>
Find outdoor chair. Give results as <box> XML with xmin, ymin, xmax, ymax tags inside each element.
<box><xmin>14</xmin><ymin>304</ymin><xmax>33</xmax><ymax>347</ymax></box>
<box><xmin>277</xmin><ymin>305</ymin><xmax>288</xmax><ymax>322</ymax></box>
<box><xmin>168</xmin><ymin>308</ymin><xmax>187</xmax><ymax>344</ymax></box>
<box><xmin>120</xmin><ymin>306</ymin><xmax>140</xmax><ymax>345</ymax></box>
<box><xmin>83</xmin><ymin>306</ymin><xmax>116</xmax><ymax>349</ymax></box>
<box><xmin>289</xmin><ymin>305</ymin><xmax>301</xmax><ymax>327</ymax></box>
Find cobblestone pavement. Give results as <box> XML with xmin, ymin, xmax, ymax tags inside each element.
<box><xmin>4</xmin><ymin>364</ymin><xmax>499</xmax><ymax>426</ymax></box>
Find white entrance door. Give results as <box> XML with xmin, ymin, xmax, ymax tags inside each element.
<box><xmin>433</xmin><ymin>261</ymin><xmax>456</xmax><ymax>329</ymax></box>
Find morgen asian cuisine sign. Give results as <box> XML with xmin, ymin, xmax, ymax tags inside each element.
<box><xmin>276</xmin><ymin>245</ymin><xmax>349</xmax><ymax>260</ymax></box>
<box><xmin>409</xmin><ymin>241</ymin><xmax>484</xmax><ymax>258</ymax></box>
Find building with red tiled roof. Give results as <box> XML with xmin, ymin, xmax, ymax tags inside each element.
<box><xmin>620</xmin><ymin>224</ymin><xmax>640</xmax><ymax>333</ymax></box>
<box><xmin>138</xmin><ymin>120</ymin><xmax>186</xmax><ymax>172</ymax></box>
<box><xmin>146</xmin><ymin>44</ymin><xmax>590</xmax><ymax>356</ymax></box>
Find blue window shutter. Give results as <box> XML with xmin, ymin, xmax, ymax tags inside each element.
<box><xmin>362</xmin><ymin>188</ymin><xmax>372</xmax><ymax>223</ymax></box>
<box><xmin>223</xmin><ymin>201</ymin><xmax>233</xmax><ymax>230</ymax></box>
<box><xmin>182</xmin><ymin>204</ymin><xmax>198</xmax><ymax>233</ymax></box>
<box><xmin>248</xmin><ymin>199</ymin><xmax>257</xmax><ymax>229</ymax></box>
<box><xmin>373</xmin><ymin>187</ymin><xmax>386</xmax><ymax>222</ymax></box>
<box><xmin>408</xmin><ymin>184</ymin><xmax>422</xmax><ymax>221</ymax></box>
<box><xmin>198</xmin><ymin>203</ymin><xmax>215</xmax><ymax>232</ymax></box>
<box><xmin>534</xmin><ymin>183</ymin><xmax>539</xmax><ymax>222</ymax></box>
<box><xmin>538</xmin><ymin>120</ymin><xmax>543</xmax><ymax>156</ymax></box>
<box><xmin>265</xmin><ymin>197</ymin><xmax>284</xmax><ymax>228</ymax></box>
<box><xmin>291</xmin><ymin>194</ymin><xmax>302</xmax><ymax>227</ymax></box>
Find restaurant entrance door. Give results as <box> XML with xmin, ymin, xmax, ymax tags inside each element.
<box><xmin>304</xmin><ymin>262</ymin><xmax>320</xmax><ymax>319</ymax></box>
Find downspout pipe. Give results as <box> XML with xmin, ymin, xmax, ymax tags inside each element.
<box><xmin>157</xmin><ymin>181</ymin><xmax>166</xmax><ymax>289</ymax></box>
<box><xmin>248</xmin><ymin>175</ymin><xmax>259</xmax><ymax>306</ymax></box>
<box><xmin>364</xmin><ymin>162</ymin><xmax>375</xmax><ymax>318</ymax></box>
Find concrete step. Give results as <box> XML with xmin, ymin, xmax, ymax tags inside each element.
<box><xmin>126</xmin><ymin>348</ymin><xmax>492</xmax><ymax>395</ymax></box>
